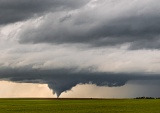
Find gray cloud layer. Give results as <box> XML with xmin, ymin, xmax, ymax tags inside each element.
<box><xmin>0</xmin><ymin>0</ymin><xmax>89</xmax><ymax>25</ymax></box>
<box><xmin>1</xmin><ymin>0</ymin><xmax>160</xmax><ymax>98</ymax></box>
<box><xmin>17</xmin><ymin>0</ymin><xmax>160</xmax><ymax>49</ymax></box>
<box><xmin>0</xmin><ymin>67</ymin><xmax>160</xmax><ymax>97</ymax></box>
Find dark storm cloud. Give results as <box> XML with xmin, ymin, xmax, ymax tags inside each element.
<box><xmin>0</xmin><ymin>67</ymin><xmax>160</xmax><ymax>97</ymax></box>
<box><xmin>19</xmin><ymin>14</ymin><xmax>160</xmax><ymax>49</ymax></box>
<box><xmin>19</xmin><ymin>0</ymin><xmax>160</xmax><ymax>49</ymax></box>
<box><xmin>0</xmin><ymin>0</ymin><xmax>90</xmax><ymax>25</ymax></box>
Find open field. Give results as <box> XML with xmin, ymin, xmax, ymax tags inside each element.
<box><xmin>0</xmin><ymin>98</ymin><xmax>160</xmax><ymax>113</ymax></box>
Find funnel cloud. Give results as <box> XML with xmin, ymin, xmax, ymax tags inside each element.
<box><xmin>0</xmin><ymin>68</ymin><xmax>160</xmax><ymax>97</ymax></box>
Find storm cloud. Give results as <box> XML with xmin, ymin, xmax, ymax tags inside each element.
<box><xmin>0</xmin><ymin>0</ymin><xmax>89</xmax><ymax>25</ymax></box>
<box><xmin>17</xmin><ymin>0</ymin><xmax>160</xmax><ymax>49</ymax></box>
<box><xmin>0</xmin><ymin>67</ymin><xmax>160</xmax><ymax>97</ymax></box>
<box><xmin>1</xmin><ymin>0</ymin><xmax>160</xmax><ymax>98</ymax></box>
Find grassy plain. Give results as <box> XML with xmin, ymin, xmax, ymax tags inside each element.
<box><xmin>0</xmin><ymin>98</ymin><xmax>160</xmax><ymax>113</ymax></box>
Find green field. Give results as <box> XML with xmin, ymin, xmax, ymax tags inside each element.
<box><xmin>0</xmin><ymin>98</ymin><xmax>160</xmax><ymax>113</ymax></box>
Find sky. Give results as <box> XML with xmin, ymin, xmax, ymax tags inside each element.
<box><xmin>0</xmin><ymin>0</ymin><xmax>160</xmax><ymax>98</ymax></box>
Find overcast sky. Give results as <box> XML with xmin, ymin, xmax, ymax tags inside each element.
<box><xmin>0</xmin><ymin>0</ymin><xmax>160</xmax><ymax>98</ymax></box>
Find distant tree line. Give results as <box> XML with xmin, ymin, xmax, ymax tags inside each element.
<box><xmin>135</xmin><ymin>97</ymin><xmax>160</xmax><ymax>99</ymax></box>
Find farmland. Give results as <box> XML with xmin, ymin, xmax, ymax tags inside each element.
<box><xmin>0</xmin><ymin>98</ymin><xmax>160</xmax><ymax>113</ymax></box>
